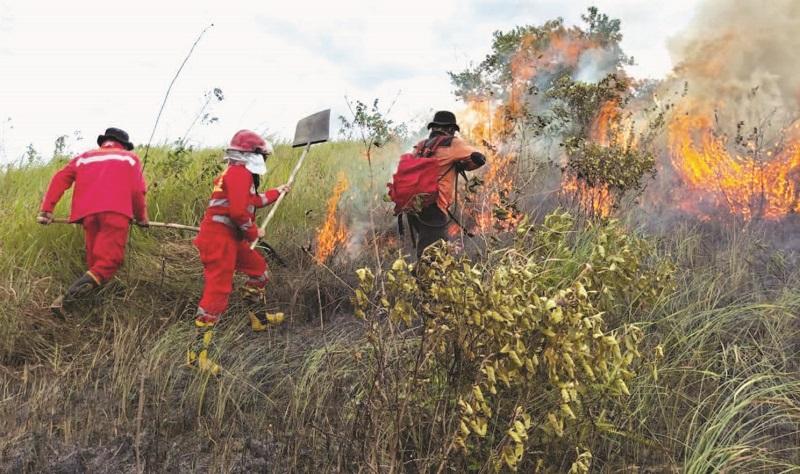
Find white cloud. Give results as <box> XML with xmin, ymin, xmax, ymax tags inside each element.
<box><xmin>0</xmin><ymin>0</ymin><xmax>701</xmax><ymax>163</ymax></box>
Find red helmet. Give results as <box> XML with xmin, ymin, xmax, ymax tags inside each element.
<box><xmin>228</xmin><ymin>130</ymin><xmax>270</xmax><ymax>155</ymax></box>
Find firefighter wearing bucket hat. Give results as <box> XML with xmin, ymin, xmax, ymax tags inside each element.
<box><xmin>388</xmin><ymin>111</ymin><xmax>486</xmax><ymax>258</ymax></box>
<box><xmin>38</xmin><ymin>127</ymin><xmax>149</xmax><ymax>317</ymax></box>
<box><xmin>188</xmin><ymin>130</ymin><xmax>290</xmax><ymax>375</ymax></box>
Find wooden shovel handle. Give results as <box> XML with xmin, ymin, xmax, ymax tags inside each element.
<box><xmin>250</xmin><ymin>142</ymin><xmax>312</xmax><ymax>249</ymax></box>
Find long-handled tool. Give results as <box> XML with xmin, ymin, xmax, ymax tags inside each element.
<box><xmin>50</xmin><ymin>218</ymin><xmax>289</xmax><ymax>266</ymax></box>
<box><xmin>52</xmin><ymin>217</ymin><xmax>198</xmax><ymax>231</ymax></box>
<box><xmin>250</xmin><ymin>109</ymin><xmax>330</xmax><ymax>250</ymax></box>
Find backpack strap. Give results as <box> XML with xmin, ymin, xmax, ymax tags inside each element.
<box><xmin>416</xmin><ymin>134</ymin><xmax>454</xmax><ymax>158</ymax></box>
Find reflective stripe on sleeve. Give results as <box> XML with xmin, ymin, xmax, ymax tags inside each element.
<box><xmin>209</xmin><ymin>198</ymin><xmax>230</xmax><ymax>207</ymax></box>
<box><xmin>211</xmin><ymin>215</ymin><xmax>234</xmax><ymax>227</ymax></box>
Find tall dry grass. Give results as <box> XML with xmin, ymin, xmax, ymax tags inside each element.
<box><xmin>0</xmin><ymin>143</ymin><xmax>799</xmax><ymax>472</ymax></box>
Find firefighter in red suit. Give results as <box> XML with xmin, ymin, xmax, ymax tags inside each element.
<box><xmin>188</xmin><ymin>130</ymin><xmax>290</xmax><ymax>375</ymax></box>
<box><xmin>37</xmin><ymin>127</ymin><xmax>149</xmax><ymax>316</ymax></box>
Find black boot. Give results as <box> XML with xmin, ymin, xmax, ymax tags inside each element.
<box><xmin>50</xmin><ymin>272</ymin><xmax>100</xmax><ymax>318</ymax></box>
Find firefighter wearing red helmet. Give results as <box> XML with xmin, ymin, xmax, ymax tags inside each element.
<box><xmin>188</xmin><ymin>130</ymin><xmax>289</xmax><ymax>375</ymax></box>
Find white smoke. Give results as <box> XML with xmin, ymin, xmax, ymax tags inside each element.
<box><xmin>574</xmin><ymin>47</ymin><xmax>621</xmax><ymax>84</ymax></box>
<box><xmin>667</xmin><ymin>0</ymin><xmax>800</xmax><ymax>126</ymax></box>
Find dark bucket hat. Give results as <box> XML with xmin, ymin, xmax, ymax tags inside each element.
<box><xmin>97</xmin><ymin>127</ymin><xmax>134</xmax><ymax>151</ymax></box>
<box><xmin>426</xmin><ymin>110</ymin><xmax>460</xmax><ymax>132</ymax></box>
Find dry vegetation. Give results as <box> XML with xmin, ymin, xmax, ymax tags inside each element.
<box><xmin>0</xmin><ymin>140</ymin><xmax>798</xmax><ymax>473</ymax></box>
<box><xmin>3</xmin><ymin>6</ymin><xmax>800</xmax><ymax>472</ymax></box>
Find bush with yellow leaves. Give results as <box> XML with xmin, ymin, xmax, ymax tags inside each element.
<box><xmin>352</xmin><ymin>211</ymin><xmax>674</xmax><ymax>472</ymax></box>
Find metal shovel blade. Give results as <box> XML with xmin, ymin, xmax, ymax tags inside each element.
<box><xmin>292</xmin><ymin>109</ymin><xmax>330</xmax><ymax>148</ymax></box>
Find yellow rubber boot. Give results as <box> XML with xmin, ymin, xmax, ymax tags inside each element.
<box><xmin>187</xmin><ymin>320</ymin><xmax>221</xmax><ymax>376</ymax></box>
<box><xmin>242</xmin><ymin>285</ymin><xmax>283</xmax><ymax>332</ymax></box>
<box><xmin>242</xmin><ymin>285</ymin><xmax>266</xmax><ymax>305</ymax></box>
<box><xmin>248</xmin><ymin>311</ymin><xmax>269</xmax><ymax>332</ymax></box>
<box><xmin>249</xmin><ymin>311</ymin><xmax>285</xmax><ymax>332</ymax></box>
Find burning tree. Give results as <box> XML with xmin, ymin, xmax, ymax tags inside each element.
<box><xmin>450</xmin><ymin>8</ymin><xmax>662</xmax><ymax>220</ymax></box>
<box><xmin>550</xmin><ymin>76</ymin><xmax>661</xmax><ymax>218</ymax></box>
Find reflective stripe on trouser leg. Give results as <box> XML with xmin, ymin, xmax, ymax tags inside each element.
<box><xmin>194</xmin><ymin>306</ymin><xmax>220</xmax><ymax>325</ymax></box>
<box><xmin>245</xmin><ymin>271</ymin><xmax>269</xmax><ymax>289</ymax></box>
<box><xmin>238</xmin><ymin>238</ymin><xmax>269</xmax><ymax>303</ymax></box>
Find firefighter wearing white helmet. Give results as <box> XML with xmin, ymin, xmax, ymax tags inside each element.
<box><xmin>187</xmin><ymin>130</ymin><xmax>290</xmax><ymax>375</ymax></box>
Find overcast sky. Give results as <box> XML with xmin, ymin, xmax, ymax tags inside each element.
<box><xmin>0</xmin><ymin>0</ymin><xmax>700</xmax><ymax>163</ymax></box>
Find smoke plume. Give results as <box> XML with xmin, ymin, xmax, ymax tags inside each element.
<box><xmin>666</xmin><ymin>0</ymin><xmax>800</xmax><ymax>125</ymax></box>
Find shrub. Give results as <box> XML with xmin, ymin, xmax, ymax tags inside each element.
<box><xmin>353</xmin><ymin>211</ymin><xmax>674</xmax><ymax>471</ymax></box>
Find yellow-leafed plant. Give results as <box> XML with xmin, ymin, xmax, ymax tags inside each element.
<box><xmin>353</xmin><ymin>211</ymin><xmax>674</xmax><ymax>472</ymax></box>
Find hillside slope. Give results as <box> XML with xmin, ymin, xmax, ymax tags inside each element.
<box><xmin>1</xmin><ymin>143</ymin><xmax>799</xmax><ymax>472</ymax></box>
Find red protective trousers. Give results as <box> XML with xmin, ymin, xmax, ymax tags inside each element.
<box><xmin>82</xmin><ymin>212</ymin><xmax>131</xmax><ymax>283</ymax></box>
<box><xmin>194</xmin><ymin>226</ymin><xmax>268</xmax><ymax>323</ymax></box>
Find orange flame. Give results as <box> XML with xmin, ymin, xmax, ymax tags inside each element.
<box><xmin>460</xmin><ymin>99</ymin><xmax>521</xmax><ymax>233</ymax></box>
<box><xmin>474</xmin><ymin>152</ymin><xmax>521</xmax><ymax>233</ymax></box>
<box><xmin>315</xmin><ymin>174</ymin><xmax>349</xmax><ymax>264</ymax></box>
<box><xmin>591</xmin><ymin>101</ymin><xmax>621</xmax><ymax>146</ymax></box>
<box><xmin>561</xmin><ymin>176</ymin><xmax>612</xmax><ymax>218</ymax></box>
<box><xmin>668</xmin><ymin>106</ymin><xmax>800</xmax><ymax>220</ymax></box>
<box><xmin>459</xmin><ymin>99</ymin><xmax>505</xmax><ymax>145</ymax></box>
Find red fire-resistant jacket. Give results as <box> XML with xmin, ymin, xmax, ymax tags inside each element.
<box><xmin>40</xmin><ymin>142</ymin><xmax>148</xmax><ymax>222</ymax></box>
<box><xmin>199</xmin><ymin>163</ymin><xmax>280</xmax><ymax>241</ymax></box>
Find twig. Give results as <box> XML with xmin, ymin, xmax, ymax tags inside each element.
<box><xmin>142</xmin><ymin>24</ymin><xmax>214</xmax><ymax>169</ymax></box>
<box><xmin>178</xmin><ymin>90</ymin><xmax>217</xmax><ymax>148</ymax></box>
<box><xmin>135</xmin><ymin>368</ymin><xmax>145</xmax><ymax>473</ymax></box>
<box><xmin>299</xmin><ymin>246</ymin><xmax>356</xmax><ymax>292</ymax></box>
<box><xmin>317</xmin><ymin>279</ymin><xmax>324</xmax><ymax>331</ymax></box>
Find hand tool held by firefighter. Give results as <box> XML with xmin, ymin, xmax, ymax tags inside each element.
<box><xmin>250</xmin><ymin>109</ymin><xmax>330</xmax><ymax>250</ymax></box>
<box><xmin>52</xmin><ymin>217</ymin><xmax>199</xmax><ymax>232</ymax></box>
<box><xmin>50</xmin><ymin>218</ymin><xmax>289</xmax><ymax>267</ymax></box>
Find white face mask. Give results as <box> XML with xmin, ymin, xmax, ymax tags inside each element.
<box><xmin>243</xmin><ymin>153</ymin><xmax>267</xmax><ymax>175</ymax></box>
<box><xmin>226</xmin><ymin>150</ymin><xmax>267</xmax><ymax>175</ymax></box>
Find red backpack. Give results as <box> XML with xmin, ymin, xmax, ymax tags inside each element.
<box><xmin>387</xmin><ymin>135</ymin><xmax>452</xmax><ymax>215</ymax></box>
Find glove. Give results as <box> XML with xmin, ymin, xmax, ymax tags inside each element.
<box><xmin>135</xmin><ymin>219</ymin><xmax>150</xmax><ymax>228</ymax></box>
<box><xmin>37</xmin><ymin>211</ymin><xmax>53</xmax><ymax>225</ymax></box>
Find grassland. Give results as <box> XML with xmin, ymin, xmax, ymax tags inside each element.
<box><xmin>1</xmin><ymin>141</ymin><xmax>799</xmax><ymax>472</ymax></box>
